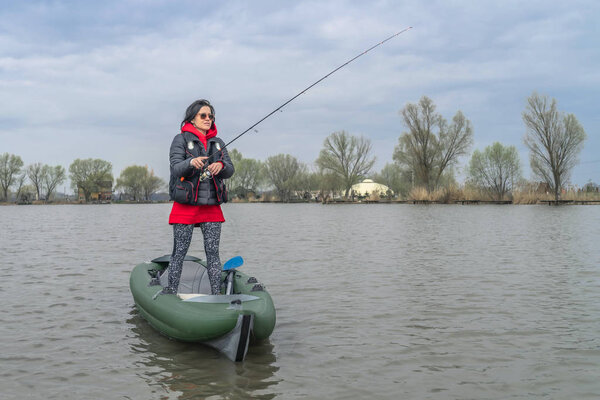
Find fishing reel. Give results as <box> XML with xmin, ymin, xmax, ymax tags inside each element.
<box><xmin>198</xmin><ymin>169</ymin><xmax>213</xmax><ymax>182</ymax></box>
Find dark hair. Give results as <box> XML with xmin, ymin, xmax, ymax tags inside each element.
<box><xmin>181</xmin><ymin>99</ymin><xmax>215</xmax><ymax>128</ymax></box>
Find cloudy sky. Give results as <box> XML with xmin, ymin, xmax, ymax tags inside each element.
<box><xmin>1</xmin><ymin>0</ymin><xmax>598</xmax><ymax>188</ymax></box>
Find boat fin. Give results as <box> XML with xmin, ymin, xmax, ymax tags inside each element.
<box><xmin>205</xmin><ymin>314</ymin><xmax>254</xmax><ymax>362</ymax></box>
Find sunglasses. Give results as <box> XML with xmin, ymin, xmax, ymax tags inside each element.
<box><xmin>197</xmin><ymin>113</ymin><xmax>215</xmax><ymax>121</ymax></box>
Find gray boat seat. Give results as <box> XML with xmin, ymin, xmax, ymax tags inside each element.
<box><xmin>159</xmin><ymin>260</ymin><xmax>213</xmax><ymax>294</ymax></box>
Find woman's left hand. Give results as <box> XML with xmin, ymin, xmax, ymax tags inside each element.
<box><xmin>206</xmin><ymin>162</ymin><xmax>223</xmax><ymax>176</ymax></box>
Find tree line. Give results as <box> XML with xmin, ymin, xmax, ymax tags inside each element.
<box><xmin>227</xmin><ymin>92</ymin><xmax>587</xmax><ymax>202</ymax></box>
<box><xmin>0</xmin><ymin>92</ymin><xmax>588</xmax><ymax>203</ymax></box>
<box><xmin>0</xmin><ymin>157</ymin><xmax>67</xmax><ymax>202</ymax></box>
<box><xmin>0</xmin><ymin>156</ymin><xmax>165</xmax><ymax>203</ymax></box>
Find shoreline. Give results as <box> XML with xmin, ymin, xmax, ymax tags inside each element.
<box><xmin>2</xmin><ymin>199</ymin><xmax>599</xmax><ymax>206</ymax></box>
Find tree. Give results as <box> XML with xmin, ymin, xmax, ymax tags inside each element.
<box><xmin>293</xmin><ymin>169</ymin><xmax>317</xmax><ymax>200</ymax></box>
<box><xmin>14</xmin><ymin>171</ymin><xmax>28</xmax><ymax>202</ymax></box>
<box><xmin>264</xmin><ymin>154</ymin><xmax>305</xmax><ymax>202</ymax></box>
<box><xmin>583</xmin><ymin>181</ymin><xmax>599</xmax><ymax>193</ymax></box>
<box><xmin>18</xmin><ymin>184</ymin><xmax>36</xmax><ymax>203</ymax></box>
<box><xmin>116</xmin><ymin>165</ymin><xmax>147</xmax><ymax>201</ymax></box>
<box><xmin>0</xmin><ymin>153</ymin><xmax>24</xmax><ymax>201</ymax></box>
<box><xmin>27</xmin><ymin>163</ymin><xmax>46</xmax><ymax>200</ymax></box>
<box><xmin>522</xmin><ymin>92</ymin><xmax>587</xmax><ymax>201</ymax></box>
<box><xmin>305</xmin><ymin>170</ymin><xmax>341</xmax><ymax>202</ymax></box>
<box><xmin>141</xmin><ymin>168</ymin><xmax>165</xmax><ymax>201</ymax></box>
<box><xmin>116</xmin><ymin>165</ymin><xmax>165</xmax><ymax>201</ymax></box>
<box><xmin>468</xmin><ymin>142</ymin><xmax>522</xmax><ymax>201</ymax></box>
<box><xmin>42</xmin><ymin>165</ymin><xmax>66</xmax><ymax>201</ymax></box>
<box><xmin>394</xmin><ymin>96</ymin><xmax>473</xmax><ymax>192</ymax></box>
<box><xmin>316</xmin><ymin>131</ymin><xmax>376</xmax><ymax>199</ymax></box>
<box><xmin>234</xmin><ymin>158</ymin><xmax>264</xmax><ymax>198</ymax></box>
<box><xmin>69</xmin><ymin>158</ymin><xmax>113</xmax><ymax>202</ymax></box>
<box><xmin>227</xmin><ymin>149</ymin><xmax>264</xmax><ymax>199</ymax></box>
<box><xmin>372</xmin><ymin>163</ymin><xmax>412</xmax><ymax>198</ymax></box>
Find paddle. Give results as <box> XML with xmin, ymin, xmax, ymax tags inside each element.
<box><xmin>223</xmin><ymin>256</ymin><xmax>244</xmax><ymax>271</ymax></box>
<box><xmin>223</xmin><ymin>256</ymin><xmax>244</xmax><ymax>295</ymax></box>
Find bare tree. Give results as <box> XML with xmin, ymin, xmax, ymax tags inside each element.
<box><xmin>394</xmin><ymin>96</ymin><xmax>473</xmax><ymax>191</ymax></box>
<box><xmin>316</xmin><ymin>131</ymin><xmax>376</xmax><ymax>199</ymax></box>
<box><xmin>27</xmin><ymin>163</ymin><xmax>46</xmax><ymax>200</ymax></box>
<box><xmin>0</xmin><ymin>153</ymin><xmax>24</xmax><ymax>201</ymax></box>
<box><xmin>468</xmin><ymin>142</ymin><xmax>522</xmax><ymax>201</ymax></box>
<box><xmin>523</xmin><ymin>92</ymin><xmax>586</xmax><ymax>201</ymax></box>
<box><xmin>14</xmin><ymin>172</ymin><xmax>28</xmax><ymax>202</ymax></box>
<box><xmin>42</xmin><ymin>165</ymin><xmax>66</xmax><ymax>201</ymax></box>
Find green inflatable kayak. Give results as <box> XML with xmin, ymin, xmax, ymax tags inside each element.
<box><xmin>129</xmin><ymin>255</ymin><xmax>276</xmax><ymax>361</ymax></box>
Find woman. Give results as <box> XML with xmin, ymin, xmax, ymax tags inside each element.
<box><xmin>160</xmin><ymin>99</ymin><xmax>234</xmax><ymax>296</ymax></box>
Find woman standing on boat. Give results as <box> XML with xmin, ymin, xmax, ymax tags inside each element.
<box><xmin>160</xmin><ymin>99</ymin><xmax>234</xmax><ymax>296</ymax></box>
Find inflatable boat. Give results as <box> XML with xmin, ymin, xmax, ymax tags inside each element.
<box><xmin>129</xmin><ymin>255</ymin><xmax>276</xmax><ymax>361</ymax></box>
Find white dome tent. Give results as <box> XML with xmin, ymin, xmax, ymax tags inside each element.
<box><xmin>350</xmin><ymin>179</ymin><xmax>392</xmax><ymax>198</ymax></box>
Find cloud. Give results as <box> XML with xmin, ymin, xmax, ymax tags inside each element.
<box><xmin>0</xmin><ymin>0</ymin><xmax>598</xmax><ymax>187</ymax></box>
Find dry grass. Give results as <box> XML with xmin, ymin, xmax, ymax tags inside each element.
<box><xmin>406</xmin><ymin>186</ymin><xmax>600</xmax><ymax>204</ymax></box>
<box><xmin>512</xmin><ymin>191</ymin><xmax>548</xmax><ymax>204</ymax></box>
<box><xmin>435</xmin><ymin>185</ymin><xmax>464</xmax><ymax>203</ymax></box>
<box><xmin>461</xmin><ymin>186</ymin><xmax>485</xmax><ymax>201</ymax></box>
<box><xmin>409</xmin><ymin>185</ymin><xmax>473</xmax><ymax>203</ymax></box>
<box><xmin>368</xmin><ymin>192</ymin><xmax>381</xmax><ymax>201</ymax></box>
<box><xmin>512</xmin><ymin>190</ymin><xmax>600</xmax><ymax>204</ymax></box>
<box><xmin>561</xmin><ymin>190</ymin><xmax>600</xmax><ymax>201</ymax></box>
<box><xmin>408</xmin><ymin>187</ymin><xmax>429</xmax><ymax>201</ymax></box>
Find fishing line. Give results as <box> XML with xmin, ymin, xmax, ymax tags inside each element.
<box><xmin>202</xmin><ymin>27</ymin><xmax>413</xmax><ymax>172</ymax></box>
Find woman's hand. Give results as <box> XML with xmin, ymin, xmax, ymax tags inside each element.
<box><xmin>191</xmin><ymin>156</ymin><xmax>208</xmax><ymax>169</ymax></box>
<box><xmin>206</xmin><ymin>162</ymin><xmax>223</xmax><ymax>176</ymax></box>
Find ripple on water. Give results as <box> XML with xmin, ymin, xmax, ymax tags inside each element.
<box><xmin>1</xmin><ymin>204</ymin><xmax>600</xmax><ymax>399</ymax></box>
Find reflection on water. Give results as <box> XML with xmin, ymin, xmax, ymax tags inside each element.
<box><xmin>126</xmin><ymin>308</ymin><xmax>280</xmax><ymax>399</ymax></box>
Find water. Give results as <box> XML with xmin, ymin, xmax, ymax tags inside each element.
<box><xmin>1</xmin><ymin>203</ymin><xmax>599</xmax><ymax>399</ymax></box>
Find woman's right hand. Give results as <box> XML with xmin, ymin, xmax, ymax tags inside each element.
<box><xmin>190</xmin><ymin>156</ymin><xmax>208</xmax><ymax>169</ymax></box>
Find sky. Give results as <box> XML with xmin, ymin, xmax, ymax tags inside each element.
<box><xmin>1</xmin><ymin>0</ymin><xmax>598</xmax><ymax>190</ymax></box>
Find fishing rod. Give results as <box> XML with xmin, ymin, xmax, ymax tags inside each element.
<box><xmin>201</xmin><ymin>27</ymin><xmax>413</xmax><ymax>175</ymax></box>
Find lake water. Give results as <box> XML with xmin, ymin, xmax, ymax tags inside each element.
<box><xmin>1</xmin><ymin>203</ymin><xmax>599</xmax><ymax>399</ymax></box>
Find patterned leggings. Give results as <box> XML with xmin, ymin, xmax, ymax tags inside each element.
<box><xmin>164</xmin><ymin>222</ymin><xmax>222</xmax><ymax>295</ymax></box>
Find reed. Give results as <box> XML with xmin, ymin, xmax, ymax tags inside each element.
<box><xmin>512</xmin><ymin>191</ymin><xmax>545</xmax><ymax>204</ymax></box>
<box><xmin>430</xmin><ymin>185</ymin><xmax>463</xmax><ymax>203</ymax></box>
<box><xmin>408</xmin><ymin>187</ymin><xmax>429</xmax><ymax>201</ymax></box>
<box><xmin>461</xmin><ymin>186</ymin><xmax>484</xmax><ymax>201</ymax></box>
<box><xmin>561</xmin><ymin>190</ymin><xmax>600</xmax><ymax>201</ymax></box>
<box><xmin>404</xmin><ymin>185</ymin><xmax>600</xmax><ymax>204</ymax></box>
<box><xmin>368</xmin><ymin>192</ymin><xmax>381</xmax><ymax>201</ymax></box>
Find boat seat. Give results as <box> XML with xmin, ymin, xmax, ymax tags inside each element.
<box><xmin>159</xmin><ymin>260</ymin><xmax>213</xmax><ymax>295</ymax></box>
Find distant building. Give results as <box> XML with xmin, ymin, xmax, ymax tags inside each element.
<box><xmin>351</xmin><ymin>179</ymin><xmax>392</xmax><ymax>197</ymax></box>
<box><xmin>78</xmin><ymin>180</ymin><xmax>113</xmax><ymax>202</ymax></box>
